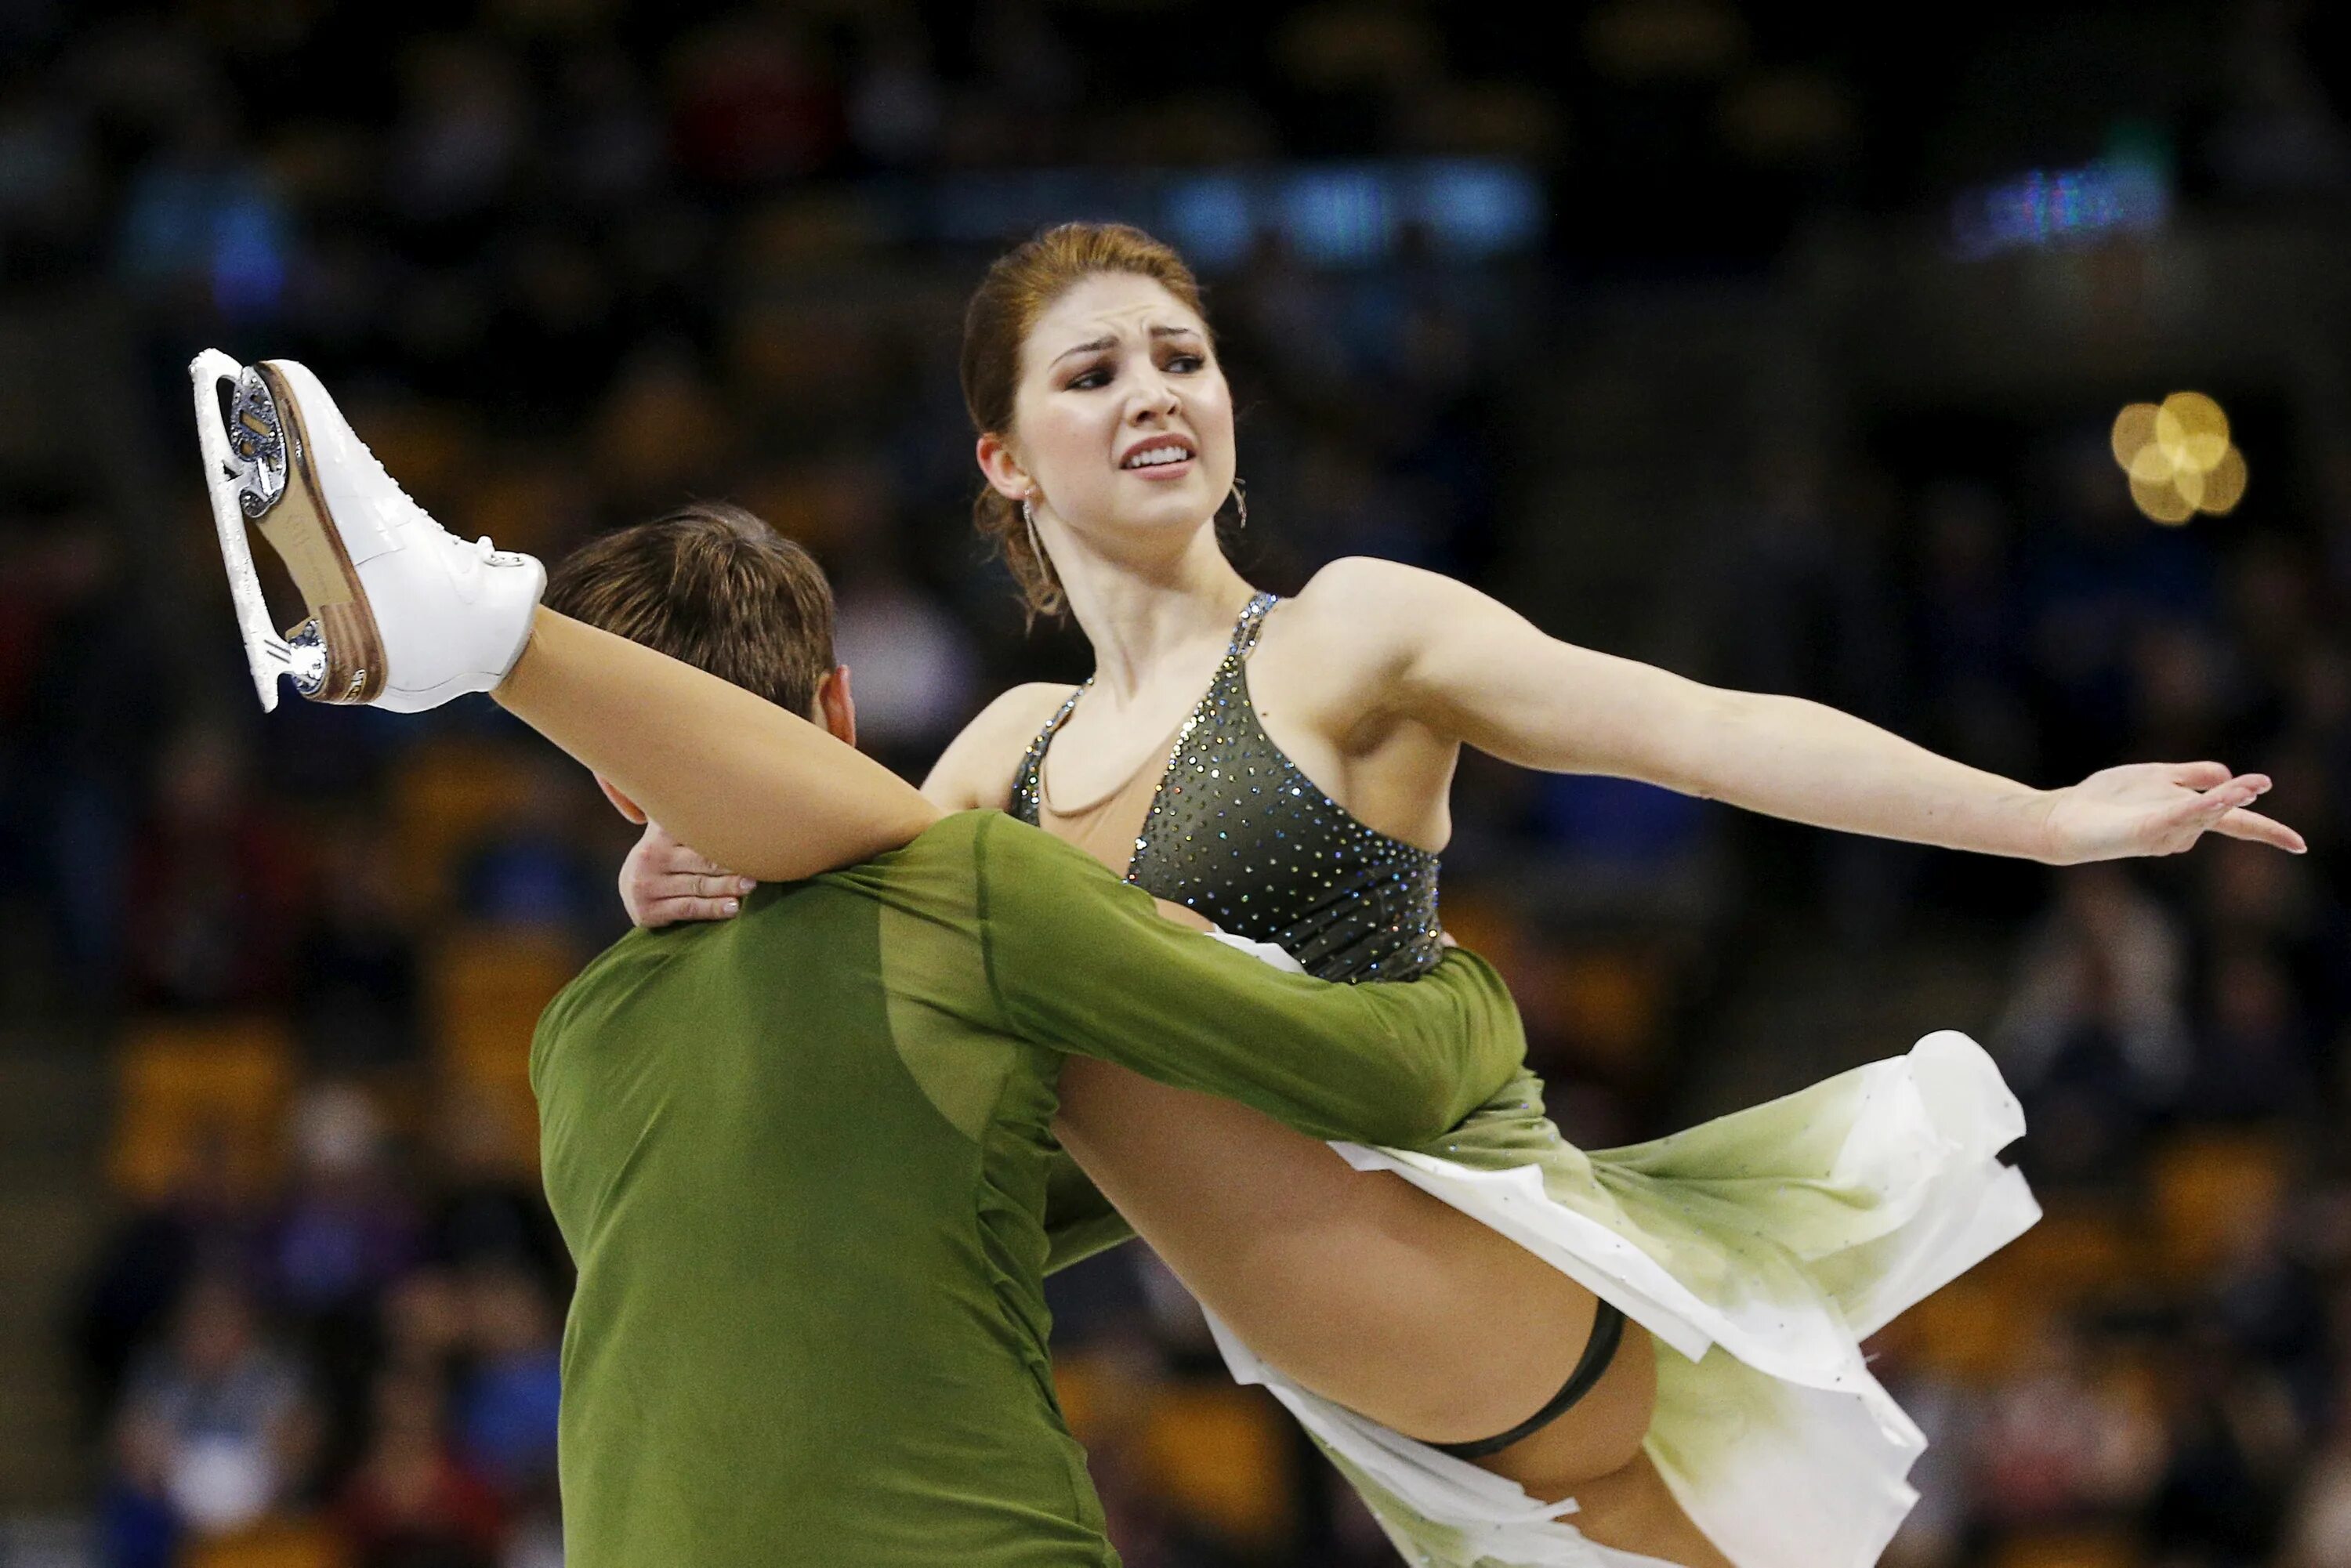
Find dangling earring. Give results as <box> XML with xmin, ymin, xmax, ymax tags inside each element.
<box><xmin>1022</xmin><ymin>496</ymin><xmax>1049</xmax><ymax>572</ymax></box>
<box><xmin>1229</xmin><ymin>476</ymin><xmax>1248</xmax><ymax>529</ymax></box>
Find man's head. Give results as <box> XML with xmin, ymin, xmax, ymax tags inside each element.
<box><xmin>545</xmin><ymin>501</ymin><xmax>852</xmax><ymax>821</ymax></box>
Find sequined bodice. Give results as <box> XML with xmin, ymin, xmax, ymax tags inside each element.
<box><xmin>1012</xmin><ymin>593</ymin><xmax>1444</xmax><ymax>983</ymax></box>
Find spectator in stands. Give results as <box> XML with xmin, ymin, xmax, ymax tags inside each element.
<box><xmin>106</xmin><ymin>1270</ymin><xmax>316</xmax><ymax>1562</ymax></box>
<box><xmin>292</xmin><ymin>821</ymin><xmax>424</xmax><ymax>1074</ymax></box>
<box><xmin>335</xmin><ymin>1367</ymin><xmax>505</xmax><ymax>1568</ymax></box>
<box><xmin>261</xmin><ymin>1083</ymin><xmax>422</xmax><ymax>1479</ymax></box>
<box><xmin>2187</xmin><ymin>940</ymin><xmax>2320</xmax><ymax>1120</ymax></box>
<box><xmin>1970</xmin><ymin>1317</ymin><xmax>2164</xmax><ymax>1528</ymax></box>
<box><xmin>421</xmin><ymin>1091</ymin><xmax>569</xmax><ymax>1293</ymax></box>
<box><xmin>77</xmin><ymin>1131</ymin><xmax>260</xmax><ymax>1430</ymax></box>
<box><xmin>263</xmin><ymin>1085</ymin><xmax>420</xmax><ymax>1323</ymax></box>
<box><xmin>1994</xmin><ymin>864</ymin><xmax>2193</xmax><ymax>1182</ymax></box>
<box><xmin>4</xmin><ymin>509</ymin><xmax>157</xmax><ymax>1001</ymax></box>
<box><xmin>453</xmin><ymin>755</ymin><xmax>608</xmax><ymax>940</ymax></box>
<box><xmin>2285</xmin><ymin>1348</ymin><xmax>2351</xmax><ymax>1567</ymax></box>
<box><xmin>448</xmin><ymin>1263</ymin><xmax>561</xmax><ymax>1502</ymax></box>
<box><xmin>125</xmin><ymin>724</ymin><xmax>302</xmax><ymax>1012</ymax></box>
<box><xmin>2146</xmin><ymin>1326</ymin><xmax>2297</xmax><ymax>1562</ymax></box>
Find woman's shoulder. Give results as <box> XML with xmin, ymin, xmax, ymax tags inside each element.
<box><xmin>1281</xmin><ymin>557</ymin><xmax>1460</xmax><ymax>677</ymax></box>
<box><xmin>922</xmin><ymin>683</ymin><xmax>1082</xmax><ymax>811</ymax></box>
<box><xmin>1293</xmin><ymin>556</ymin><xmax>1454</xmax><ymax>617</ymax></box>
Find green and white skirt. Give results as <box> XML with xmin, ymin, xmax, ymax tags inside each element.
<box><xmin>1203</xmin><ymin>1019</ymin><xmax>2038</xmax><ymax>1568</ymax></box>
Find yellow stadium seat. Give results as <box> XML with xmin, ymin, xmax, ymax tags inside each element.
<box><xmin>1985</xmin><ymin>1202</ymin><xmax>2146</xmax><ymax>1305</ymax></box>
<box><xmin>1551</xmin><ymin>947</ymin><xmax>1668</xmax><ymax>1072</ymax></box>
<box><xmin>110</xmin><ymin>1018</ymin><xmax>295</xmax><ymax>1201</ymax></box>
<box><xmin>1051</xmin><ymin>1356</ymin><xmax>1294</xmax><ymax>1548</ymax></box>
<box><xmin>337</xmin><ymin>397</ymin><xmax>470</xmax><ymax>507</ymax></box>
<box><xmin>2149</xmin><ymin>1131</ymin><xmax>2290</xmax><ymax>1276</ymax></box>
<box><xmin>1139</xmin><ymin>1381</ymin><xmax>1295</xmax><ymax>1551</ymax></box>
<box><xmin>1991</xmin><ymin>1526</ymin><xmax>2141</xmax><ymax>1568</ymax></box>
<box><xmin>1889</xmin><ymin>1272</ymin><xmax>2049</xmax><ymax>1386</ymax></box>
<box><xmin>429</xmin><ymin>926</ymin><xmax>579</xmax><ymax>1168</ymax></box>
<box><xmin>389</xmin><ymin>739</ymin><xmax>545</xmax><ymax>917</ymax></box>
<box><xmin>430</xmin><ymin>926</ymin><xmax>575</xmax><ymax>1084</ymax></box>
<box><xmin>183</xmin><ymin>1516</ymin><xmax>347</xmax><ymax>1568</ymax></box>
<box><xmin>1051</xmin><ymin>1345</ymin><xmax>1158</xmax><ymax>1452</ymax></box>
<box><xmin>1419</xmin><ymin>889</ymin><xmax>1527</xmax><ymax>968</ymax></box>
<box><xmin>455</xmin><ymin>458</ymin><xmax>577</xmax><ymax>562</ymax></box>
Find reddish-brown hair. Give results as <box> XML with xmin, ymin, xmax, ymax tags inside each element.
<box><xmin>545</xmin><ymin>501</ymin><xmax>835</xmax><ymax>717</ymax></box>
<box><xmin>959</xmin><ymin>222</ymin><xmax>1211</xmax><ymax>620</ymax></box>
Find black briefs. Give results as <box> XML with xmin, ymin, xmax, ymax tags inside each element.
<box><xmin>1429</xmin><ymin>1299</ymin><xmax>1629</xmax><ymax>1461</ymax></box>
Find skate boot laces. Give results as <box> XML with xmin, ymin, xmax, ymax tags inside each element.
<box><xmin>341</xmin><ymin>422</ymin><xmax>520</xmax><ymax>568</ymax></box>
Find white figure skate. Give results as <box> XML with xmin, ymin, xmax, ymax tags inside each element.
<box><xmin>191</xmin><ymin>349</ymin><xmax>545</xmax><ymax>712</ymax></box>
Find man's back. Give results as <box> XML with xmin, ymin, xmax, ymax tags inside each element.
<box><xmin>531</xmin><ymin>817</ymin><xmax>1113</xmax><ymax>1567</ymax></box>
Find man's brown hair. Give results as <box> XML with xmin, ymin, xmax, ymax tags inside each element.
<box><xmin>545</xmin><ymin>502</ymin><xmax>835</xmax><ymax>716</ymax></box>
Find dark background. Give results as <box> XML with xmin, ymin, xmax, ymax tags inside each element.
<box><xmin>3</xmin><ymin>2</ymin><xmax>2350</xmax><ymax>1565</ymax></box>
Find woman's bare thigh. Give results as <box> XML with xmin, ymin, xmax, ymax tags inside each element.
<box><xmin>1055</xmin><ymin>1055</ymin><xmax>1650</xmax><ymax>1472</ymax></box>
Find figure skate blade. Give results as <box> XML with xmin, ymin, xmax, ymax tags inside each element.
<box><xmin>189</xmin><ymin>350</ymin><xmax>355</xmax><ymax>708</ymax></box>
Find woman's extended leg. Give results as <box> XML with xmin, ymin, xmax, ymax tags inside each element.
<box><xmin>195</xmin><ymin>350</ymin><xmax>938</xmax><ymax>883</ymax></box>
<box><xmin>1052</xmin><ymin>1059</ymin><xmax>1744</xmax><ymax>1567</ymax></box>
<box><xmin>1055</xmin><ymin>1060</ymin><xmax>1643</xmax><ymax>1453</ymax></box>
<box><xmin>493</xmin><ymin>608</ymin><xmax>941</xmax><ymax>881</ymax></box>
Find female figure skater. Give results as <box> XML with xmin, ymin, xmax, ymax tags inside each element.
<box><xmin>606</xmin><ymin>226</ymin><xmax>2302</xmax><ymax>1566</ymax></box>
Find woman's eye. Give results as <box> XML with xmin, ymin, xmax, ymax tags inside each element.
<box><xmin>1068</xmin><ymin>368</ymin><xmax>1111</xmax><ymax>390</ymax></box>
<box><xmin>1168</xmin><ymin>353</ymin><xmax>1204</xmax><ymax>373</ymax></box>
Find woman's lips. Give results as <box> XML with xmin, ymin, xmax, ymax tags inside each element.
<box><xmin>1122</xmin><ymin>455</ymin><xmax>1195</xmax><ymax>481</ymax></box>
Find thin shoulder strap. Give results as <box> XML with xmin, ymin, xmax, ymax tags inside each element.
<box><xmin>1226</xmin><ymin>592</ymin><xmax>1279</xmax><ymax>663</ymax></box>
<box><xmin>1034</xmin><ymin>681</ymin><xmax>1088</xmax><ymax>748</ymax></box>
<box><xmin>1011</xmin><ymin>681</ymin><xmax>1089</xmax><ymax>821</ymax></box>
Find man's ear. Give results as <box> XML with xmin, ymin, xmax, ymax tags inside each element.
<box><xmin>975</xmin><ymin>433</ymin><xmax>1031</xmax><ymax>502</ymax></box>
<box><xmin>814</xmin><ymin>665</ymin><xmax>857</xmax><ymax>749</ymax></box>
<box><xmin>595</xmin><ymin>775</ymin><xmax>648</xmax><ymax>824</ymax></box>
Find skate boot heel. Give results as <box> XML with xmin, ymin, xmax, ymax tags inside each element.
<box><xmin>191</xmin><ymin>351</ymin><xmax>387</xmax><ymax>708</ymax></box>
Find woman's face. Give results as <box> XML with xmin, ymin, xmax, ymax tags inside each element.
<box><xmin>987</xmin><ymin>271</ymin><xmax>1237</xmax><ymax>549</ymax></box>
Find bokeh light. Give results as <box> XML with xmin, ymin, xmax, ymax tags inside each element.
<box><xmin>2110</xmin><ymin>392</ymin><xmax>2247</xmax><ymax>524</ymax></box>
<box><xmin>2199</xmin><ymin>444</ymin><xmax>2249</xmax><ymax>514</ymax></box>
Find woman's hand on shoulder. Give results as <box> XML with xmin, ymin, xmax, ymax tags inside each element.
<box><xmin>621</xmin><ymin>822</ymin><xmax>756</xmax><ymax>929</ymax></box>
<box><xmin>921</xmin><ymin>682</ymin><xmax>1084</xmax><ymax>811</ymax></box>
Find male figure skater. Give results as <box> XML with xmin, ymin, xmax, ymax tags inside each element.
<box><xmin>194</xmin><ymin>354</ymin><xmax>1520</xmax><ymax>1566</ymax></box>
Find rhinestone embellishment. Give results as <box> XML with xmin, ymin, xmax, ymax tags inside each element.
<box><xmin>1013</xmin><ymin>593</ymin><xmax>1444</xmax><ymax>984</ymax></box>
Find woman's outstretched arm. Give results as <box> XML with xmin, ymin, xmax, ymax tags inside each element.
<box><xmin>1302</xmin><ymin>557</ymin><xmax>2304</xmax><ymax>864</ymax></box>
<box><xmin>495</xmin><ymin>607</ymin><xmax>942</xmax><ymax>882</ymax></box>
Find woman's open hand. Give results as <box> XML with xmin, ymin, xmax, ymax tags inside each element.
<box><xmin>621</xmin><ymin>820</ymin><xmax>755</xmax><ymax>928</ymax></box>
<box><xmin>2036</xmin><ymin>762</ymin><xmax>2306</xmax><ymax>864</ymax></box>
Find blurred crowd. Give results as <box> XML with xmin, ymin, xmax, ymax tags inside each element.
<box><xmin>2</xmin><ymin>3</ymin><xmax>2351</xmax><ymax>1568</ymax></box>
<box><xmin>1771</xmin><ymin>447</ymin><xmax>2351</xmax><ymax>1568</ymax></box>
<box><xmin>79</xmin><ymin>1082</ymin><xmax>567</xmax><ymax>1568</ymax></box>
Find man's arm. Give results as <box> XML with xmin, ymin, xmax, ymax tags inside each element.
<box><xmin>971</xmin><ymin>815</ymin><xmax>1523</xmax><ymax>1146</ymax></box>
